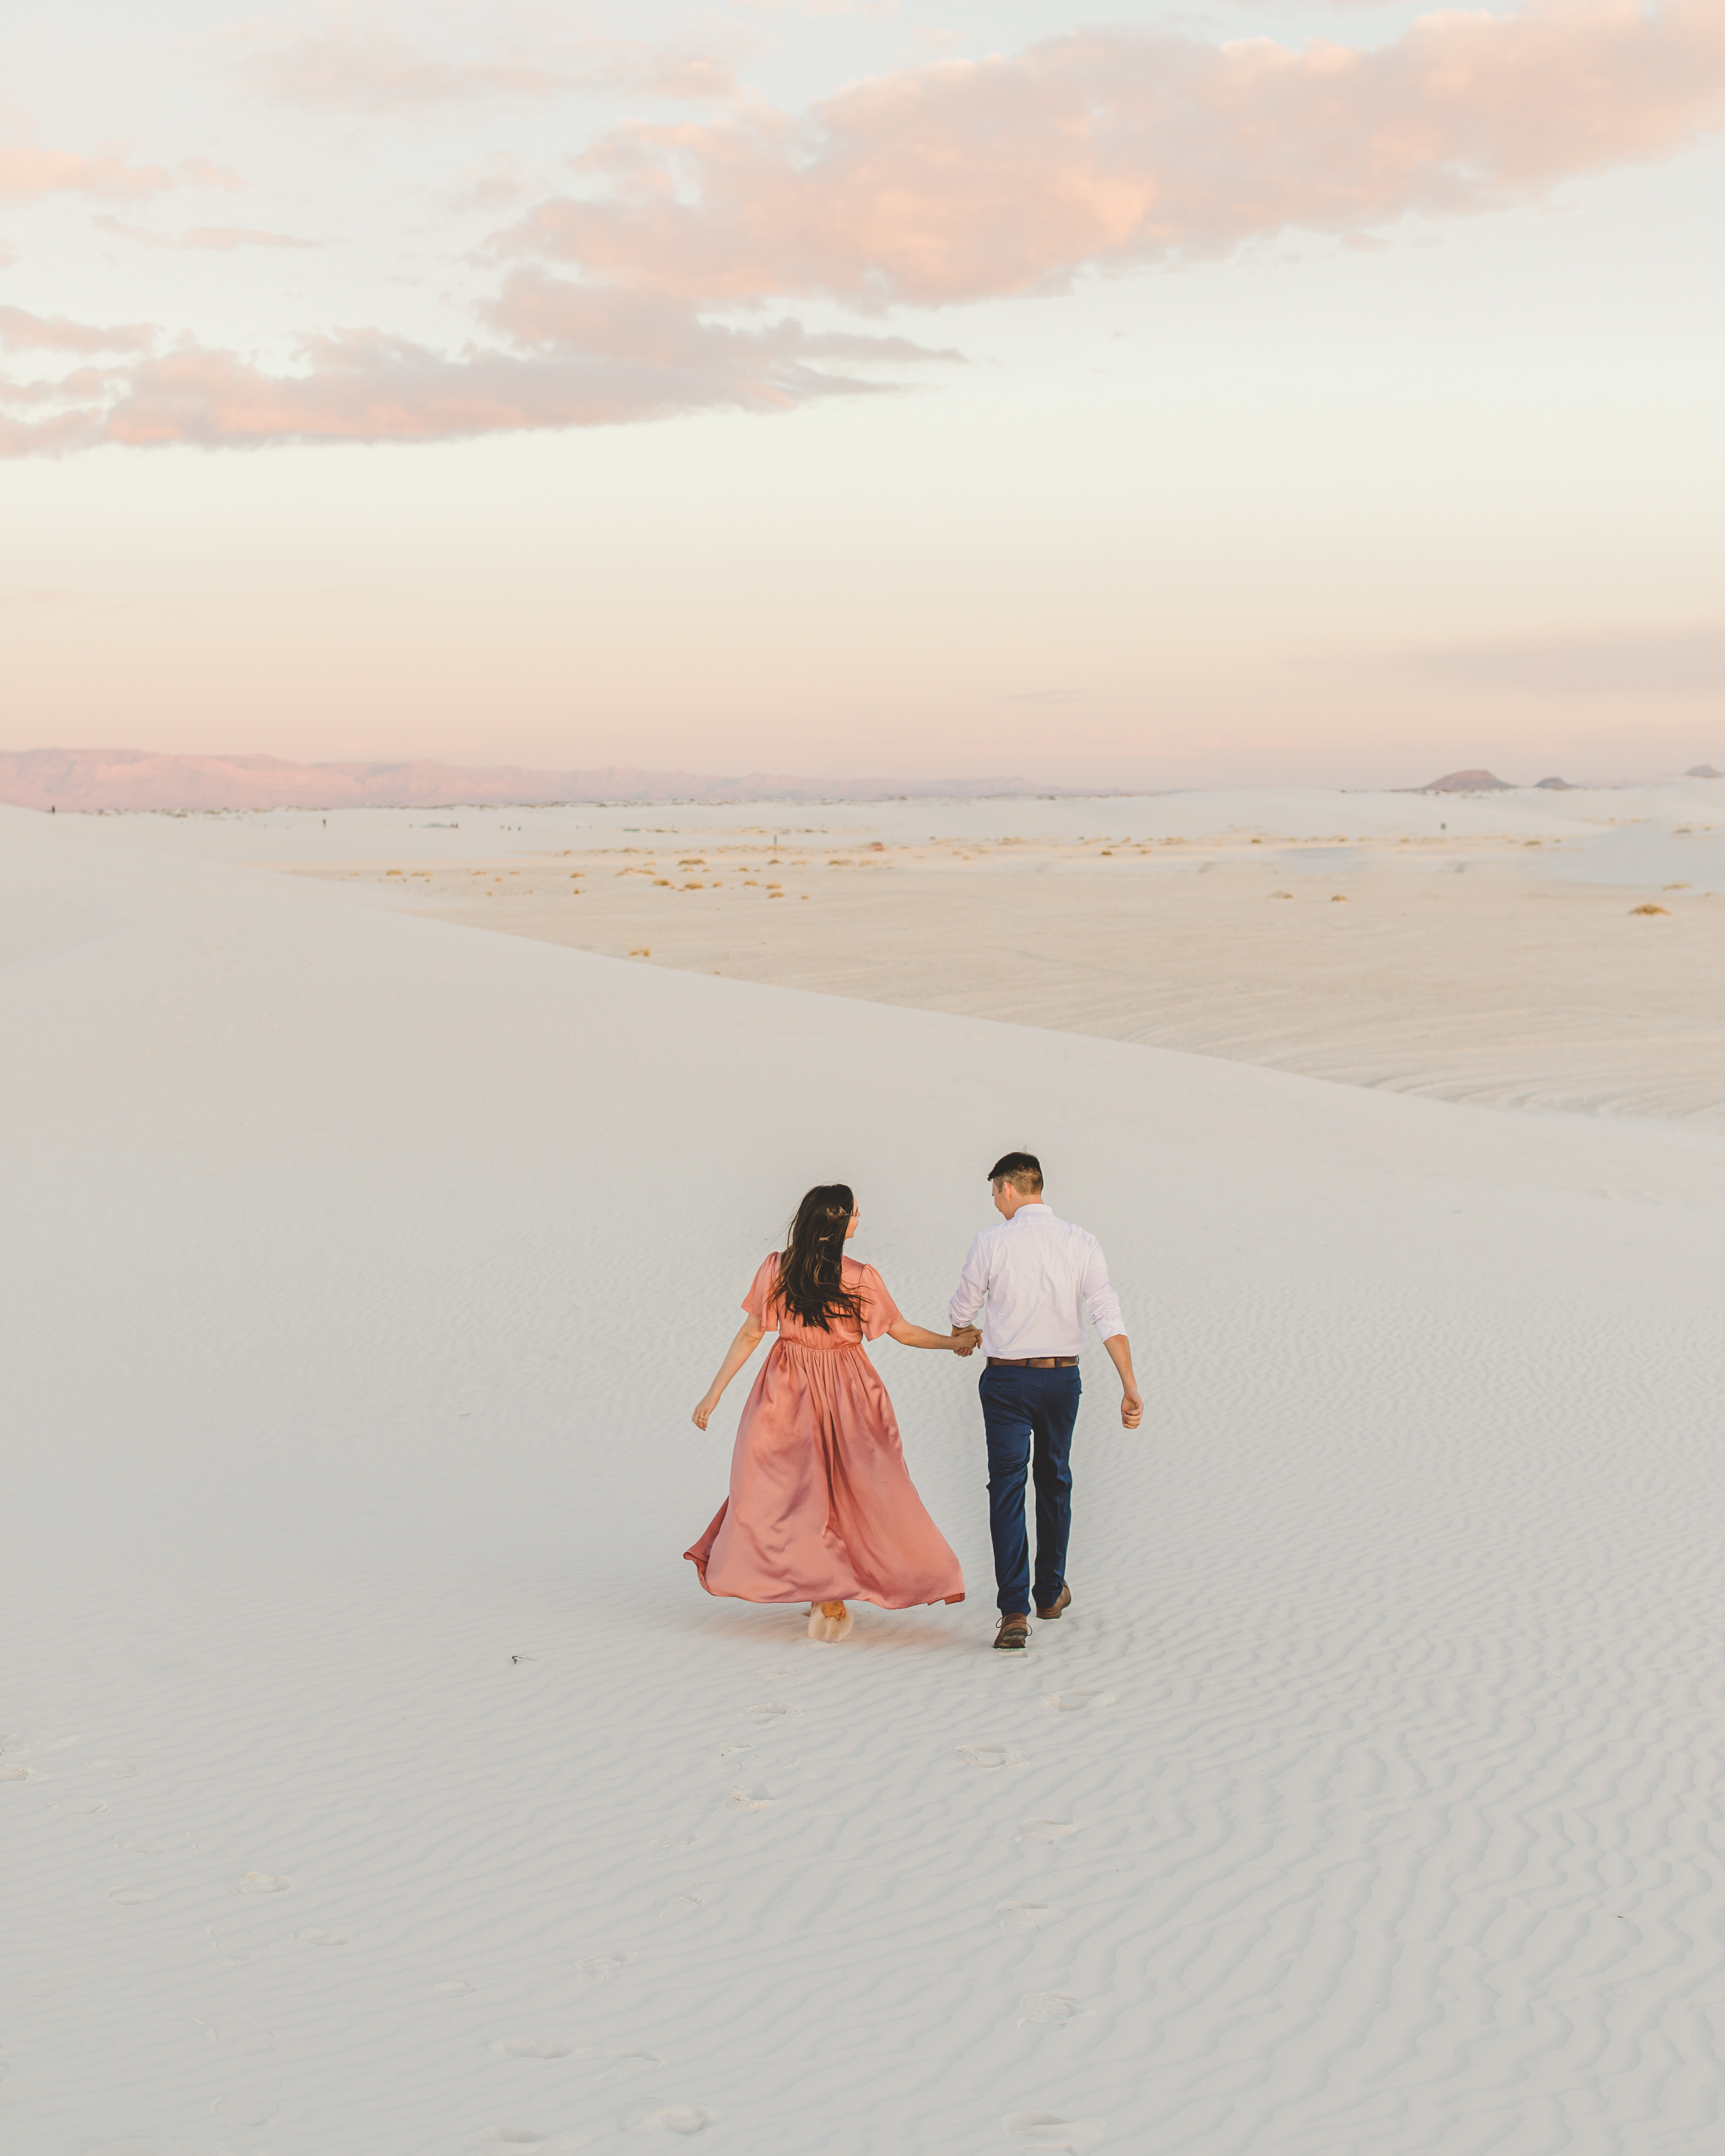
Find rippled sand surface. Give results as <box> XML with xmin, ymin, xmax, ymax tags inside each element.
<box><xmin>6</xmin><ymin>794</ymin><xmax>1725</xmax><ymax>2154</ymax></box>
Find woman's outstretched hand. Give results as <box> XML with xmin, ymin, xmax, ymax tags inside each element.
<box><xmin>886</xmin><ymin>1319</ymin><xmax>982</xmax><ymax>1353</ymax></box>
<box><xmin>692</xmin><ymin>1320</ymin><xmax>767</xmax><ymax>1430</ymax></box>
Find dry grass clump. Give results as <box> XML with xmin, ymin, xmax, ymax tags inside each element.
<box><xmin>1629</xmin><ymin>903</ymin><xmax>1671</xmax><ymax>916</ymax></box>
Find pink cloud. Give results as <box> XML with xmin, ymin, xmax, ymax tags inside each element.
<box><xmin>0</xmin><ymin>135</ymin><xmax>244</xmax><ymax>205</ymax></box>
<box><xmin>0</xmin><ymin>306</ymin><xmax>156</xmax><ymax>355</ymax></box>
<box><xmin>7</xmin><ymin>1</ymin><xmax>1725</xmax><ymax>459</ymax></box>
<box><xmin>95</xmin><ymin>217</ymin><xmax>322</xmax><ymax>252</ymax></box>
<box><xmin>228</xmin><ymin>17</ymin><xmax>740</xmax><ymax>114</ymax></box>
<box><xmin>176</xmin><ymin>156</ymin><xmax>249</xmax><ymax>194</ymax></box>
<box><xmin>482</xmin><ymin>271</ymin><xmax>960</xmax><ymax>368</ymax></box>
<box><xmin>0</xmin><ymin>138</ymin><xmax>175</xmax><ymax>204</ymax></box>
<box><xmin>496</xmin><ymin>0</ymin><xmax>1725</xmax><ymax>306</ymax></box>
<box><xmin>0</xmin><ymin>306</ymin><xmax>956</xmax><ymax>455</ymax></box>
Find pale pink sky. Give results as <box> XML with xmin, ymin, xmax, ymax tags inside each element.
<box><xmin>2</xmin><ymin>1</ymin><xmax>1722</xmax><ymax>787</ymax></box>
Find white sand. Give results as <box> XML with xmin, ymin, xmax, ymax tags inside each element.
<box><xmin>5</xmin><ymin>796</ymin><xmax>1725</xmax><ymax>2154</ymax></box>
<box><xmin>272</xmin><ymin>782</ymin><xmax>1725</xmax><ymax>1125</ymax></box>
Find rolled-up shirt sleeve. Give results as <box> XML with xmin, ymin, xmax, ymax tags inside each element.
<box><xmin>949</xmin><ymin>1234</ymin><xmax>990</xmax><ymax>1332</ymax></box>
<box><xmin>1081</xmin><ymin>1237</ymin><xmax>1124</xmax><ymax>1342</ymax></box>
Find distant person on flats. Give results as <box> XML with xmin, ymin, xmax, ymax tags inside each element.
<box><xmin>687</xmin><ymin>1184</ymin><xmax>979</xmax><ymax>1642</ymax></box>
<box><xmin>948</xmin><ymin>1153</ymin><xmax>1142</xmax><ymax>1651</ymax></box>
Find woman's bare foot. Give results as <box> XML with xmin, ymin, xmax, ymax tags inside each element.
<box><xmin>807</xmin><ymin>1600</ymin><xmax>854</xmax><ymax>1642</ymax></box>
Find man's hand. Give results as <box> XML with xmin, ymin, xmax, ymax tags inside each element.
<box><xmin>951</xmin><ymin>1324</ymin><xmax>980</xmax><ymax>1358</ymax></box>
<box><xmin>1104</xmin><ymin>1334</ymin><xmax>1143</xmax><ymax>1431</ymax></box>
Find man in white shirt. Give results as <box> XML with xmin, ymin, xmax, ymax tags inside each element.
<box><xmin>948</xmin><ymin>1152</ymin><xmax>1142</xmax><ymax>1651</ymax></box>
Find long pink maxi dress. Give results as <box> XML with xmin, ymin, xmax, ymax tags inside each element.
<box><xmin>685</xmin><ymin>1253</ymin><xmax>965</xmax><ymax>1609</ymax></box>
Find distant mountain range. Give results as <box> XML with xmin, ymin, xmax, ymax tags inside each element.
<box><xmin>0</xmin><ymin>749</ymin><xmax>1057</xmax><ymax>813</ymax></box>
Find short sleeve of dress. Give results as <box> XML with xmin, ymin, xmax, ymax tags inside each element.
<box><xmin>858</xmin><ymin>1265</ymin><xmax>904</xmax><ymax>1341</ymax></box>
<box><xmin>743</xmin><ymin>1253</ymin><xmax>782</xmax><ymax>1331</ymax></box>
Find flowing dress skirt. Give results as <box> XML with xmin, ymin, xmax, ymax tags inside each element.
<box><xmin>685</xmin><ymin>1339</ymin><xmax>964</xmax><ymax>1608</ymax></box>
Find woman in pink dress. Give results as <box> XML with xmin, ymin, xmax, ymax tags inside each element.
<box><xmin>687</xmin><ymin>1184</ymin><xmax>978</xmax><ymax>1640</ymax></box>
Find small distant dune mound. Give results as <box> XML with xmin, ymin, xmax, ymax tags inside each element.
<box><xmin>1534</xmin><ymin>775</ymin><xmax>1573</xmax><ymax>790</ymax></box>
<box><xmin>1422</xmin><ymin>769</ymin><xmax>1512</xmax><ymax>792</ymax></box>
<box><xmin>1686</xmin><ymin>764</ymin><xmax>1723</xmax><ymax>779</ymax></box>
<box><xmin>1629</xmin><ymin>903</ymin><xmax>1671</xmax><ymax>916</ymax></box>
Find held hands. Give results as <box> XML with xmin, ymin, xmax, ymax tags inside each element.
<box><xmin>951</xmin><ymin>1326</ymin><xmax>981</xmax><ymax>1358</ymax></box>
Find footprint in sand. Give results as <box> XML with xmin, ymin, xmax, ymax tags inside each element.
<box><xmin>476</xmin><ymin>2129</ymin><xmax>572</xmax><ymax>2147</ymax></box>
<box><xmin>747</xmin><ymin>1704</ymin><xmax>791</xmax><ymax>1725</ymax></box>
<box><xmin>1002</xmin><ymin>2114</ymin><xmax>1107</xmax><ymax>2149</ymax></box>
<box><xmin>578</xmin><ymin>1953</ymin><xmax>630</xmax><ymax>1984</ymax></box>
<box><xmin>1018</xmin><ymin>1993</ymin><xmax>1083</xmax><ymax>2026</ymax></box>
<box><xmin>599</xmin><ymin>2051</ymin><xmax>663</xmax><ymax>2079</ymax></box>
<box><xmin>212</xmin><ymin>2089</ymin><xmax>281</xmax><ymax>2127</ymax></box>
<box><xmin>660</xmin><ymin>1888</ymin><xmax>722</xmax><ymax>1918</ymax></box>
<box><xmin>629</xmin><ymin>2107</ymin><xmax>711</xmax><ymax>2135</ymax></box>
<box><xmin>208</xmin><ymin>1928</ymin><xmax>263</xmax><ymax>1960</ymax></box>
<box><xmin>1016</xmin><ymin>1819</ymin><xmax>1079</xmax><ymax>1843</ymax></box>
<box><xmin>0</xmin><ymin>1767</ymin><xmax>31</xmax><ymax>1781</ymax></box>
<box><xmin>109</xmin><ymin>1887</ymin><xmax>157</xmax><ymax>1905</ymax></box>
<box><xmin>434</xmin><ymin>1981</ymin><xmax>475</xmax><ymax>1996</ymax></box>
<box><xmin>293</xmin><ymin>1928</ymin><xmax>345</xmax><ymax>1946</ymax></box>
<box><xmin>1042</xmin><ymin>1693</ymin><xmax>1115</xmax><ymax>1714</ymax></box>
<box><xmin>725</xmin><ymin>1787</ymin><xmax>776</xmax><ymax>1811</ymax></box>
<box><xmin>60</xmin><ymin>1798</ymin><xmax>109</xmax><ymax>1814</ymax></box>
<box><xmin>959</xmin><ymin>1746</ymin><xmax>1024</xmax><ymax>1770</ymax></box>
<box><xmin>494</xmin><ymin>2037</ymin><xmax>573</xmax><ymax>2059</ymax></box>
<box><xmin>997</xmin><ymin>1903</ymin><xmax>1062</xmax><ymax>1932</ymax></box>
<box><xmin>190</xmin><ymin>2015</ymin><xmax>275</xmax><ymax>2055</ymax></box>
<box><xmin>715</xmin><ymin>1743</ymin><xmax>753</xmax><ymax>1758</ymax></box>
<box><xmin>238</xmin><ymin>1872</ymin><xmax>292</xmax><ymax>1894</ymax></box>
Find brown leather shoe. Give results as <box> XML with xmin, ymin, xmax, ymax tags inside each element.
<box><xmin>1036</xmin><ymin>1584</ymin><xmax>1072</xmax><ymax>1621</ymax></box>
<box><xmin>993</xmin><ymin>1614</ymin><xmax>1031</xmax><ymax>1651</ymax></box>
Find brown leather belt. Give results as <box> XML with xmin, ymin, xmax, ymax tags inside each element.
<box><xmin>987</xmin><ymin>1355</ymin><xmax>1078</xmax><ymax>1368</ymax></box>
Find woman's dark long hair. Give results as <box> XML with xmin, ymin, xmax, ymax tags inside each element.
<box><xmin>774</xmin><ymin>1183</ymin><xmax>864</xmax><ymax>1332</ymax></box>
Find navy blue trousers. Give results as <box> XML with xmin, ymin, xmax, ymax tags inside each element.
<box><xmin>979</xmin><ymin>1363</ymin><xmax>1081</xmax><ymax>1615</ymax></box>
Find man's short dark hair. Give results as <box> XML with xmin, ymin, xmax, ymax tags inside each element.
<box><xmin>988</xmin><ymin>1151</ymin><xmax>1043</xmax><ymax>1195</ymax></box>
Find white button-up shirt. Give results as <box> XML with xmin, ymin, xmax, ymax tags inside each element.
<box><xmin>948</xmin><ymin>1204</ymin><xmax>1125</xmax><ymax>1359</ymax></box>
